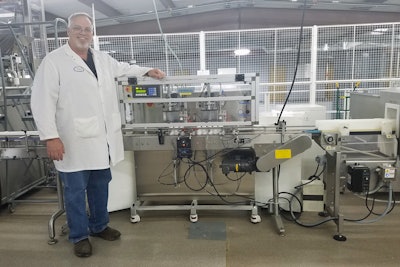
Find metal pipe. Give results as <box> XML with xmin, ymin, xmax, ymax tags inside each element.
<box><xmin>0</xmin><ymin>49</ymin><xmax>8</xmax><ymax>131</ymax></box>
<box><xmin>54</xmin><ymin>18</ymin><xmax>68</xmax><ymax>49</ymax></box>
<box><xmin>7</xmin><ymin>25</ymin><xmax>35</xmax><ymax>79</ymax></box>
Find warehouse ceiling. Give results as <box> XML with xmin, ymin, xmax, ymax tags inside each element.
<box><xmin>42</xmin><ymin>0</ymin><xmax>400</xmax><ymax>28</ymax></box>
<box><xmin>0</xmin><ymin>0</ymin><xmax>400</xmax><ymax>29</ymax></box>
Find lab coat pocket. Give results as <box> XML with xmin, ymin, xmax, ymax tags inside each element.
<box><xmin>112</xmin><ymin>113</ymin><xmax>122</xmax><ymax>133</ymax></box>
<box><xmin>74</xmin><ymin>116</ymin><xmax>100</xmax><ymax>138</ymax></box>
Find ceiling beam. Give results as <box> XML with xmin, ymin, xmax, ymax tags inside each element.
<box><xmin>159</xmin><ymin>0</ymin><xmax>176</xmax><ymax>9</ymax></box>
<box><xmin>78</xmin><ymin>0</ymin><xmax>122</xmax><ymax>17</ymax></box>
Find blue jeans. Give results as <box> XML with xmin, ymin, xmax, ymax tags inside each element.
<box><xmin>59</xmin><ymin>169</ymin><xmax>112</xmax><ymax>243</ymax></box>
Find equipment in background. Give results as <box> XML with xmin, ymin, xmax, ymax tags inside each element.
<box><xmin>313</xmin><ymin>102</ymin><xmax>399</xmax><ymax>240</ymax></box>
<box><xmin>0</xmin><ymin>131</ymin><xmax>53</xmax><ymax>212</ymax></box>
<box><xmin>301</xmin><ymin>179</ymin><xmax>324</xmax><ymax>212</ymax></box>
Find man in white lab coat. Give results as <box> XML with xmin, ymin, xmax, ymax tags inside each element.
<box><xmin>31</xmin><ymin>12</ymin><xmax>165</xmax><ymax>257</ymax></box>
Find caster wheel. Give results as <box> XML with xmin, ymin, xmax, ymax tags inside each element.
<box><xmin>130</xmin><ymin>215</ymin><xmax>141</xmax><ymax>223</ymax></box>
<box><xmin>190</xmin><ymin>214</ymin><xmax>198</xmax><ymax>223</ymax></box>
<box><xmin>8</xmin><ymin>203</ymin><xmax>15</xmax><ymax>213</ymax></box>
<box><xmin>48</xmin><ymin>239</ymin><xmax>58</xmax><ymax>245</ymax></box>
<box><xmin>250</xmin><ymin>215</ymin><xmax>261</xmax><ymax>223</ymax></box>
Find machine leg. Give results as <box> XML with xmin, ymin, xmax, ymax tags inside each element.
<box><xmin>48</xmin><ymin>209</ymin><xmax>65</xmax><ymax>245</ymax></box>
<box><xmin>333</xmin><ymin>213</ymin><xmax>346</xmax><ymax>241</ymax></box>
<box><xmin>130</xmin><ymin>202</ymin><xmax>141</xmax><ymax>223</ymax></box>
<box><xmin>273</xmin><ymin>214</ymin><xmax>285</xmax><ymax>236</ymax></box>
<box><xmin>272</xmin><ymin>167</ymin><xmax>285</xmax><ymax>235</ymax></box>
<box><xmin>8</xmin><ymin>202</ymin><xmax>16</xmax><ymax>213</ymax></box>
<box><xmin>250</xmin><ymin>204</ymin><xmax>261</xmax><ymax>223</ymax></box>
<box><xmin>190</xmin><ymin>200</ymin><xmax>198</xmax><ymax>222</ymax></box>
<box><xmin>48</xmin><ymin>173</ymin><xmax>65</xmax><ymax>245</ymax></box>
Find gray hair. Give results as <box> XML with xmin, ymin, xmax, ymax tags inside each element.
<box><xmin>67</xmin><ymin>12</ymin><xmax>93</xmax><ymax>28</ymax></box>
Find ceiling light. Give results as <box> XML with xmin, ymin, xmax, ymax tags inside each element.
<box><xmin>373</xmin><ymin>28</ymin><xmax>388</xmax><ymax>32</ymax></box>
<box><xmin>0</xmin><ymin>12</ymin><xmax>14</xmax><ymax>18</ymax></box>
<box><xmin>234</xmin><ymin>48</ymin><xmax>250</xmax><ymax>56</ymax></box>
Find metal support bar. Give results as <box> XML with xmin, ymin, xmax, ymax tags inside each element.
<box><xmin>48</xmin><ymin>173</ymin><xmax>65</xmax><ymax>245</ymax></box>
<box><xmin>272</xmin><ymin>167</ymin><xmax>285</xmax><ymax>235</ymax></box>
<box><xmin>0</xmin><ymin>49</ymin><xmax>7</xmax><ymax>130</ymax></box>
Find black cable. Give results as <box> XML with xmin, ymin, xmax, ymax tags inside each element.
<box><xmin>276</xmin><ymin>0</ymin><xmax>308</xmax><ymax>125</ymax></box>
<box><xmin>294</xmin><ymin>162</ymin><xmax>325</xmax><ymax>189</ymax></box>
<box><xmin>186</xmin><ymin>158</ymin><xmax>262</xmax><ymax>205</ymax></box>
<box><xmin>344</xmin><ymin>190</ymin><xmax>375</xmax><ymax>222</ymax></box>
<box><xmin>183</xmin><ymin>160</ymin><xmax>208</xmax><ymax>191</ymax></box>
<box><xmin>366</xmin><ymin>185</ymin><xmax>396</xmax><ymax>216</ymax></box>
<box><xmin>157</xmin><ymin>159</ymin><xmax>185</xmax><ymax>186</ymax></box>
<box><xmin>277</xmin><ymin>196</ymin><xmax>296</xmax><ymax>221</ymax></box>
<box><xmin>224</xmin><ymin>172</ymin><xmax>247</xmax><ymax>182</ymax></box>
<box><xmin>277</xmin><ymin>193</ymin><xmax>302</xmax><ymax>222</ymax></box>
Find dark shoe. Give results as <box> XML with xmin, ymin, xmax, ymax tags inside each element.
<box><xmin>74</xmin><ymin>238</ymin><xmax>92</xmax><ymax>257</ymax></box>
<box><xmin>91</xmin><ymin>226</ymin><xmax>121</xmax><ymax>241</ymax></box>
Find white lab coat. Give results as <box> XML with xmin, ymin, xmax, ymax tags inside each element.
<box><xmin>31</xmin><ymin>43</ymin><xmax>152</xmax><ymax>172</ymax></box>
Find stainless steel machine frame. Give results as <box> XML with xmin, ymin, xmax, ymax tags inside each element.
<box><xmin>314</xmin><ymin>104</ymin><xmax>399</xmax><ymax>240</ymax></box>
<box><xmin>118</xmin><ymin>73</ymin><xmax>263</xmax><ymax>223</ymax></box>
<box><xmin>0</xmin><ymin>131</ymin><xmax>54</xmax><ymax>211</ymax></box>
<box><xmin>117</xmin><ymin>73</ymin><xmax>319</xmax><ymax>236</ymax></box>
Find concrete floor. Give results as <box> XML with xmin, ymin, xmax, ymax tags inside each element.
<box><xmin>0</xmin><ymin>188</ymin><xmax>399</xmax><ymax>267</ymax></box>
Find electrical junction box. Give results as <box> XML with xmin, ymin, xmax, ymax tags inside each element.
<box><xmin>379</xmin><ymin>165</ymin><xmax>396</xmax><ymax>181</ymax></box>
<box><xmin>347</xmin><ymin>165</ymin><xmax>370</xmax><ymax>193</ymax></box>
<box><xmin>302</xmin><ymin>180</ymin><xmax>324</xmax><ymax>212</ymax></box>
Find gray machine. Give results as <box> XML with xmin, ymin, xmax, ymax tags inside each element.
<box><xmin>116</xmin><ymin>73</ymin><xmax>327</xmax><ymax>236</ymax></box>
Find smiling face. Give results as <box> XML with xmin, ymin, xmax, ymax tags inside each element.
<box><xmin>67</xmin><ymin>15</ymin><xmax>93</xmax><ymax>54</ymax></box>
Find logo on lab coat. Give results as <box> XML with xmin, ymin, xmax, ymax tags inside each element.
<box><xmin>73</xmin><ymin>66</ymin><xmax>84</xmax><ymax>72</ymax></box>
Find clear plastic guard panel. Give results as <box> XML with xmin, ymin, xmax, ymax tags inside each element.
<box><xmin>117</xmin><ymin>74</ymin><xmax>259</xmax><ymax>130</ymax></box>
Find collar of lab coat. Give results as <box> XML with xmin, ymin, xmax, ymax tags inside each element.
<box><xmin>64</xmin><ymin>42</ymin><xmax>98</xmax><ymax>80</ymax></box>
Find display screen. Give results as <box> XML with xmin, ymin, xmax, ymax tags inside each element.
<box><xmin>132</xmin><ymin>85</ymin><xmax>160</xmax><ymax>97</ymax></box>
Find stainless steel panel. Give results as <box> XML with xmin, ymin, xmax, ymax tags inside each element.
<box><xmin>349</xmin><ymin>92</ymin><xmax>383</xmax><ymax>119</ymax></box>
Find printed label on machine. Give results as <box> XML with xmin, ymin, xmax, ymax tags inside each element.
<box><xmin>275</xmin><ymin>149</ymin><xmax>292</xmax><ymax>159</ymax></box>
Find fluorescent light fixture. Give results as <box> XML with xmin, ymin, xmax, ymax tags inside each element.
<box><xmin>343</xmin><ymin>41</ymin><xmax>362</xmax><ymax>50</ymax></box>
<box><xmin>234</xmin><ymin>48</ymin><xmax>250</xmax><ymax>56</ymax></box>
<box><xmin>0</xmin><ymin>12</ymin><xmax>14</xmax><ymax>18</ymax></box>
<box><xmin>371</xmin><ymin>28</ymin><xmax>388</xmax><ymax>35</ymax></box>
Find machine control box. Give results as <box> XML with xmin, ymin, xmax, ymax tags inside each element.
<box><xmin>177</xmin><ymin>137</ymin><xmax>192</xmax><ymax>158</ymax></box>
<box><xmin>123</xmin><ymin>84</ymin><xmax>161</xmax><ymax>98</ymax></box>
<box><xmin>347</xmin><ymin>165</ymin><xmax>370</xmax><ymax>193</ymax></box>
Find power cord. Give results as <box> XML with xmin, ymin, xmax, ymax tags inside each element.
<box><xmin>276</xmin><ymin>0</ymin><xmax>308</xmax><ymax>125</ymax></box>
